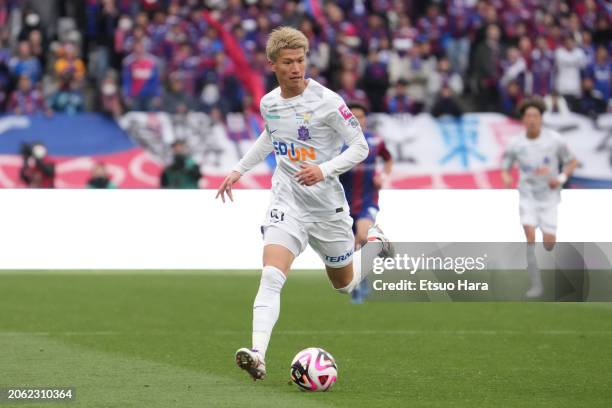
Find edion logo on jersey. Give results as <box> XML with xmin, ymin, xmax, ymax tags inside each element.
<box><xmin>325</xmin><ymin>250</ymin><xmax>354</xmax><ymax>263</ymax></box>
<box><xmin>273</xmin><ymin>141</ymin><xmax>317</xmax><ymax>162</ymax></box>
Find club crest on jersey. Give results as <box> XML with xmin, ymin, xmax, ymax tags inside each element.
<box><xmin>297</xmin><ymin>125</ymin><xmax>311</xmax><ymax>141</ymax></box>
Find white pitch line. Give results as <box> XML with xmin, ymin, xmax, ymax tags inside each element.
<box><xmin>1</xmin><ymin>329</ymin><xmax>611</xmax><ymax>337</ymax></box>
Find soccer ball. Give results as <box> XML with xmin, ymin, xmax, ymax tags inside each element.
<box><xmin>290</xmin><ymin>347</ymin><xmax>337</xmax><ymax>392</ymax></box>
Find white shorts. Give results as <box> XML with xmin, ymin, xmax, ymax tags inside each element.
<box><xmin>261</xmin><ymin>208</ymin><xmax>355</xmax><ymax>268</ymax></box>
<box><xmin>519</xmin><ymin>198</ymin><xmax>558</xmax><ymax>235</ymax></box>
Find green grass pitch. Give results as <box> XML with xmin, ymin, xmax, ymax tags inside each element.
<box><xmin>0</xmin><ymin>270</ymin><xmax>611</xmax><ymax>408</ymax></box>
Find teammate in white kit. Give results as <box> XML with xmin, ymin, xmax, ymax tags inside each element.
<box><xmin>501</xmin><ymin>97</ymin><xmax>578</xmax><ymax>297</ymax></box>
<box><xmin>215</xmin><ymin>27</ymin><xmax>392</xmax><ymax>381</ymax></box>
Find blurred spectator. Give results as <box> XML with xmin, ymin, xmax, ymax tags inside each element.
<box><xmin>114</xmin><ymin>14</ymin><xmax>134</xmax><ymax>62</ymax></box>
<box><xmin>500</xmin><ymin>80</ymin><xmax>525</xmax><ymax>119</ymax></box>
<box><xmin>28</xmin><ymin>29</ymin><xmax>46</xmax><ymax>68</ymax></box>
<box><xmin>500</xmin><ymin>0</ymin><xmax>531</xmax><ymax>45</ymax></box>
<box><xmin>431</xmin><ymin>85</ymin><xmax>463</xmax><ymax>118</ymax></box>
<box><xmin>386</xmin><ymin>79</ymin><xmax>412</xmax><ymax>113</ymax></box>
<box><xmin>388</xmin><ymin>14</ymin><xmax>417</xmax><ymax>82</ymax></box>
<box><xmin>299</xmin><ymin>18</ymin><xmax>329</xmax><ymax>73</ymax></box>
<box><xmin>592</xmin><ymin>15</ymin><xmax>610</xmax><ymax>48</ymax></box>
<box><xmin>19</xmin><ymin>142</ymin><xmax>55</xmax><ymax>188</ymax></box>
<box><xmin>473</xmin><ymin>24</ymin><xmax>503</xmax><ymax>111</ymax></box>
<box><xmin>428</xmin><ymin>56</ymin><xmax>463</xmax><ymax>106</ymax></box>
<box><xmin>199</xmin><ymin>82</ymin><xmax>221</xmax><ymax>113</ymax></box>
<box><xmin>555</xmin><ymin>36</ymin><xmax>587</xmax><ymax>111</ymax></box>
<box><xmin>121</xmin><ymin>40</ymin><xmax>161</xmax><ymax>111</ymax></box>
<box><xmin>577</xmin><ymin>77</ymin><xmax>606</xmax><ymax>118</ymax></box>
<box><xmin>160</xmin><ymin>140</ymin><xmax>201</xmax><ymax>189</ymax></box>
<box><xmin>7</xmin><ymin>74</ymin><xmax>50</xmax><ymax>115</ymax></box>
<box><xmin>338</xmin><ymin>69</ymin><xmax>369</xmax><ymax>110</ymax></box>
<box><xmin>445</xmin><ymin>0</ymin><xmax>471</xmax><ymax>75</ymax></box>
<box><xmin>529</xmin><ymin>35</ymin><xmax>555</xmax><ymax>96</ymax></box>
<box><xmin>544</xmin><ymin>91</ymin><xmax>571</xmax><ymax>115</ymax></box>
<box><xmin>87</xmin><ymin>162</ymin><xmax>117</xmax><ymax>189</ymax></box>
<box><xmin>18</xmin><ymin>10</ymin><xmax>44</xmax><ymax>43</ymax></box>
<box><xmin>575</xmin><ymin>0</ymin><xmax>599</xmax><ymax>31</ymax></box>
<box><xmin>500</xmin><ymin>47</ymin><xmax>528</xmax><ymax>94</ymax></box>
<box><xmin>49</xmin><ymin>73</ymin><xmax>85</xmax><ymax>114</ymax></box>
<box><xmin>584</xmin><ymin>46</ymin><xmax>611</xmax><ymax>102</ymax></box>
<box><xmin>416</xmin><ymin>4</ymin><xmax>447</xmax><ymax>54</ymax></box>
<box><xmin>0</xmin><ymin>35</ymin><xmax>10</xmax><ymax>109</ymax></box>
<box><xmin>90</xmin><ymin>0</ymin><xmax>120</xmax><ymax>79</ymax></box>
<box><xmin>8</xmin><ymin>40</ymin><xmax>41</xmax><ymax>83</ymax></box>
<box><xmin>162</xmin><ymin>71</ymin><xmax>197</xmax><ymax>114</ymax></box>
<box><xmin>100</xmin><ymin>70</ymin><xmax>123</xmax><ymax>117</ymax></box>
<box><xmin>54</xmin><ymin>43</ymin><xmax>86</xmax><ymax>82</ymax></box>
<box><xmin>401</xmin><ymin>40</ymin><xmax>435</xmax><ymax>113</ymax></box>
<box><xmin>362</xmin><ymin>48</ymin><xmax>390</xmax><ymax>113</ymax></box>
<box><xmin>580</xmin><ymin>29</ymin><xmax>596</xmax><ymax>67</ymax></box>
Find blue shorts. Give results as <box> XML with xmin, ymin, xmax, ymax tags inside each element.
<box><xmin>350</xmin><ymin>205</ymin><xmax>379</xmax><ymax>225</ymax></box>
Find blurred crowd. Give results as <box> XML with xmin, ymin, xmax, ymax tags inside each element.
<box><xmin>0</xmin><ymin>0</ymin><xmax>609</xmax><ymax>120</ymax></box>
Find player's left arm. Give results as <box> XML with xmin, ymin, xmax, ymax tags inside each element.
<box><xmin>548</xmin><ymin>140</ymin><xmax>578</xmax><ymax>189</ymax></box>
<box><xmin>296</xmin><ymin>101</ymin><xmax>368</xmax><ymax>186</ymax></box>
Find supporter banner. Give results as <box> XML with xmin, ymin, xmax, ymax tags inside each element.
<box><xmin>121</xmin><ymin>112</ymin><xmax>612</xmax><ymax>189</ymax></box>
<box><xmin>118</xmin><ymin>112</ymin><xmax>272</xmax><ymax>189</ymax></box>
<box><xmin>0</xmin><ymin>114</ymin><xmax>162</xmax><ymax>188</ymax></box>
<box><xmin>0</xmin><ymin>112</ymin><xmax>609</xmax><ymax>189</ymax></box>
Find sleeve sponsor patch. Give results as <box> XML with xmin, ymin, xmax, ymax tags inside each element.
<box><xmin>338</xmin><ymin>104</ymin><xmax>353</xmax><ymax>120</ymax></box>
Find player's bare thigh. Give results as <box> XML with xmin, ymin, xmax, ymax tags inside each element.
<box><xmin>354</xmin><ymin>218</ymin><xmax>374</xmax><ymax>249</ymax></box>
<box><xmin>522</xmin><ymin>225</ymin><xmax>536</xmax><ymax>243</ymax></box>
<box><xmin>263</xmin><ymin>244</ymin><xmax>295</xmax><ymax>276</ymax></box>
<box><xmin>325</xmin><ymin>263</ymin><xmax>353</xmax><ymax>289</ymax></box>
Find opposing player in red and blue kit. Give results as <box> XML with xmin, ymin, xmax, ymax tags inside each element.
<box><xmin>339</xmin><ymin>102</ymin><xmax>393</xmax><ymax>303</ymax></box>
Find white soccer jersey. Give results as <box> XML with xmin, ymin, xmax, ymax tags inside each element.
<box><xmin>502</xmin><ymin>129</ymin><xmax>574</xmax><ymax>204</ymax></box>
<box><xmin>234</xmin><ymin>79</ymin><xmax>368</xmax><ymax>222</ymax></box>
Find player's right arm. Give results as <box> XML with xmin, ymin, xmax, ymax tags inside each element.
<box><xmin>216</xmin><ymin>129</ymin><xmax>273</xmax><ymax>203</ymax></box>
<box><xmin>548</xmin><ymin>135</ymin><xmax>578</xmax><ymax>189</ymax></box>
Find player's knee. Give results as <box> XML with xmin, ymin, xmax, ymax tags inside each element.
<box><xmin>332</xmin><ymin>276</ymin><xmax>352</xmax><ymax>290</ymax></box>
<box><xmin>543</xmin><ymin>236</ymin><xmax>556</xmax><ymax>251</ymax></box>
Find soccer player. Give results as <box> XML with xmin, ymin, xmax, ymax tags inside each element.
<box><xmin>216</xmin><ymin>27</ymin><xmax>392</xmax><ymax>381</ymax></box>
<box><xmin>501</xmin><ymin>97</ymin><xmax>578</xmax><ymax>297</ymax></box>
<box><xmin>339</xmin><ymin>102</ymin><xmax>393</xmax><ymax>303</ymax></box>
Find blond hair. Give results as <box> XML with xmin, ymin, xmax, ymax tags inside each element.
<box><xmin>265</xmin><ymin>26</ymin><xmax>309</xmax><ymax>62</ymax></box>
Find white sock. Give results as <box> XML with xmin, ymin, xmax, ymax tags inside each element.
<box><xmin>252</xmin><ymin>265</ymin><xmax>286</xmax><ymax>360</ymax></box>
<box><xmin>336</xmin><ymin>243</ymin><xmax>383</xmax><ymax>294</ymax></box>
<box><xmin>526</xmin><ymin>244</ymin><xmax>542</xmax><ymax>289</ymax></box>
